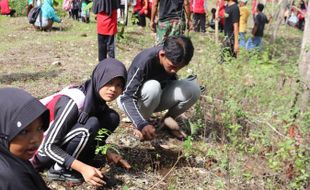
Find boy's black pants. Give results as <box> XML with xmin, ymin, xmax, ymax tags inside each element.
<box><xmin>98</xmin><ymin>34</ymin><xmax>115</xmax><ymax>61</ymax></box>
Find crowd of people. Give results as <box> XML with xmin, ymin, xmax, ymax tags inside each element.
<box><xmin>0</xmin><ymin>0</ymin><xmax>308</xmax><ymax>188</ymax></box>
<box><xmin>285</xmin><ymin>0</ymin><xmax>308</xmax><ymax>30</ymax></box>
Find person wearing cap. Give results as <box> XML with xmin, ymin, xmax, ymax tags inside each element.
<box><xmin>117</xmin><ymin>35</ymin><xmax>201</xmax><ymax>141</ymax></box>
<box><xmin>239</xmin><ymin>0</ymin><xmax>250</xmax><ymax>47</ymax></box>
<box><xmin>31</xmin><ymin>58</ymin><xmax>131</xmax><ymax>187</ymax></box>
<box><xmin>0</xmin><ymin>87</ymin><xmax>50</xmax><ymax>190</ymax></box>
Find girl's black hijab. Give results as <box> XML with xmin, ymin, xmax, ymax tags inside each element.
<box><xmin>92</xmin><ymin>0</ymin><xmax>120</xmax><ymax>15</ymax></box>
<box><xmin>0</xmin><ymin>88</ymin><xmax>49</xmax><ymax>189</ymax></box>
<box><xmin>0</xmin><ymin>88</ymin><xmax>49</xmax><ymax>149</ymax></box>
<box><xmin>78</xmin><ymin>58</ymin><xmax>127</xmax><ymax>124</ymax></box>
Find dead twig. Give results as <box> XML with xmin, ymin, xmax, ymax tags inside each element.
<box><xmin>147</xmin><ymin>153</ymin><xmax>182</xmax><ymax>190</ymax></box>
<box><xmin>256</xmin><ymin>119</ymin><xmax>287</xmax><ymax>138</ymax></box>
<box><xmin>254</xmin><ymin>119</ymin><xmax>310</xmax><ymax>151</ymax></box>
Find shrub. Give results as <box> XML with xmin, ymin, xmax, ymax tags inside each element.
<box><xmin>10</xmin><ymin>0</ymin><xmax>27</xmax><ymax>16</ymax></box>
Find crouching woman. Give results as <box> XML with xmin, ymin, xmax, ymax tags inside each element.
<box><xmin>32</xmin><ymin>58</ymin><xmax>131</xmax><ymax>187</ymax></box>
<box><xmin>34</xmin><ymin>0</ymin><xmax>61</xmax><ymax>31</ymax></box>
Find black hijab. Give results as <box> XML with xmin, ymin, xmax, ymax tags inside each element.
<box><xmin>0</xmin><ymin>88</ymin><xmax>49</xmax><ymax>190</ymax></box>
<box><xmin>78</xmin><ymin>58</ymin><xmax>127</xmax><ymax>124</ymax></box>
<box><xmin>92</xmin><ymin>0</ymin><xmax>120</xmax><ymax>15</ymax></box>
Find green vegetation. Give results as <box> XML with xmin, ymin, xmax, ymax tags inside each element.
<box><xmin>0</xmin><ymin>12</ymin><xmax>309</xmax><ymax>189</ymax></box>
<box><xmin>95</xmin><ymin>128</ymin><xmax>119</xmax><ymax>155</ymax></box>
<box><xmin>178</xmin><ymin>27</ymin><xmax>310</xmax><ymax>189</ymax></box>
<box><xmin>10</xmin><ymin>0</ymin><xmax>27</xmax><ymax>16</ymax></box>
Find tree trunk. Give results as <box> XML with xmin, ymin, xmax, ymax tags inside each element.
<box><xmin>124</xmin><ymin>0</ymin><xmax>128</xmax><ymax>26</ymax></box>
<box><xmin>298</xmin><ymin>1</ymin><xmax>310</xmax><ymax>112</ymax></box>
<box><xmin>215</xmin><ymin>2</ymin><xmax>220</xmax><ymax>44</ymax></box>
<box><xmin>270</xmin><ymin>0</ymin><xmax>288</xmax><ymax>44</ymax></box>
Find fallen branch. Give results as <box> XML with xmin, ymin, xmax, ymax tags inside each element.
<box><xmin>254</xmin><ymin>119</ymin><xmax>310</xmax><ymax>151</ymax></box>
<box><xmin>148</xmin><ymin>153</ymin><xmax>182</xmax><ymax>190</ymax></box>
<box><xmin>256</xmin><ymin>119</ymin><xmax>287</xmax><ymax>138</ymax></box>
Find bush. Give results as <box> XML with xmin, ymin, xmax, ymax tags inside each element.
<box><xmin>10</xmin><ymin>0</ymin><xmax>27</xmax><ymax>16</ymax></box>
<box><xmin>9</xmin><ymin>0</ymin><xmax>64</xmax><ymax>17</ymax></box>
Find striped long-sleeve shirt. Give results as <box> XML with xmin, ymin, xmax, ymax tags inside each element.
<box><xmin>39</xmin><ymin>96</ymin><xmax>81</xmax><ymax>168</ymax></box>
<box><xmin>119</xmin><ymin>46</ymin><xmax>176</xmax><ymax>130</ymax></box>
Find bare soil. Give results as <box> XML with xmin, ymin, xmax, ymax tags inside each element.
<box><xmin>0</xmin><ymin>17</ymin><xmax>210</xmax><ymax>190</ymax></box>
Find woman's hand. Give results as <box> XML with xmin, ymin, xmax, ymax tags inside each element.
<box><xmin>71</xmin><ymin>159</ymin><xmax>106</xmax><ymax>187</ymax></box>
<box><xmin>80</xmin><ymin>165</ymin><xmax>106</xmax><ymax>187</ymax></box>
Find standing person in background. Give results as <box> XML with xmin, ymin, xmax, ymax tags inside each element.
<box><xmin>218</xmin><ymin>0</ymin><xmax>226</xmax><ymax>32</ymax></box>
<box><xmin>119</xmin><ymin>0</ymin><xmax>125</xmax><ymax>21</ymax></box>
<box><xmin>71</xmin><ymin>0</ymin><xmax>80</xmax><ymax>20</ymax></box>
<box><xmin>81</xmin><ymin>0</ymin><xmax>90</xmax><ymax>23</ymax></box>
<box><xmin>93</xmin><ymin>0</ymin><xmax>119</xmax><ymax>61</ymax></box>
<box><xmin>246</xmin><ymin>3</ymin><xmax>271</xmax><ymax>50</ymax></box>
<box><xmin>33</xmin><ymin>0</ymin><xmax>61</xmax><ymax>31</ymax></box>
<box><xmin>133</xmin><ymin>0</ymin><xmax>148</xmax><ymax>28</ymax></box>
<box><xmin>239</xmin><ymin>0</ymin><xmax>250</xmax><ymax>48</ymax></box>
<box><xmin>0</xmin><ymin>0</ymin><xmax>15</xmax><ymax>16</ymax></box>
<box><xmin>63</xmin><ymin>0</ymin><xmax>73</xmax><ymax>18</ymax></box>
<box><xmin>191</xmin><ymin>0</ymin><xmax>208</xmax><ymax>33</ymax></box>
<box><xmin>150</xmin><ymin>0</ymin><xmax>193</xmax><ymax>44</ymax></box>
<box><xmin>0</xmin><ymin>88</ymin><xmax>50</xmax><ymax>190</ymax></box>
<box><xmin>221</xmin><ymin>0</ymin><xmax>239</xmax><ymax>60</ymax></box>
<box><xmin>296</xmin><ymin>0</ymin><xmax>307</xmax><ymax>30</ymax></box>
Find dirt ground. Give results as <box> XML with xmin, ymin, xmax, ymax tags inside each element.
<box><xmin>0</xmin><ymin>16</ymin><xmax>211</xmax><ymax>190</ymax></box>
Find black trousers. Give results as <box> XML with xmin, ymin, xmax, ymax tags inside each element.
<box><xmin>98</xmin><ymin>34</ymin><xmax>115</xmax><ymax>61</ymax></box>
<box><xmin>133</xmin><ymin>12</ymin><xmax>146</xmax><ymax>27</ymax></box>
<box><xmin>193</xmin><ymin>13</ymin><xmax>206</xmax><ymax>33</ymax></box>
<box><xmin>35</xmin><ymin>109</ymin><xmax>120</xmax><ymax>169</ymax></box>
<box><xmin>71</xmin><ymin>9</ymin><xmax>79</xmax><ymax>20</ymax></box>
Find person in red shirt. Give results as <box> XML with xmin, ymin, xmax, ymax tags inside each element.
<box><xmin>218</xmin><ymin>0</ymin><xmax>226</xmax><ymax>32</ymax></box>
<box><xmin>191</xmin><ymin>0</ymin><xmax>208</xmax><ymax>33</ymax></box>
<box><xmin>92</xmin><ymin>0</ymin><xmax>119</xmax><ymax>61</ymax></box>
<box><xmin>133</xmin><ymin>0</ymin><xmax>148</xmax><ymax>27</ymax></box>
<box><xmin>0</xmin><ymin>0</ymin><xmax>15</xmax><ymax>17</ymax></box>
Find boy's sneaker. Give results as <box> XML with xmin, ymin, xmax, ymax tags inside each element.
<box><xmin>47</xmin><ymin>166</ymin><xmax>84</xmax><ymax>184</ymax></box>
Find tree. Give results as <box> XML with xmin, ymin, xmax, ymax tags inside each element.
<box><xmin>270</xmin><ymin>0</ymin><xmax>289</xmax><ymax>44</ymax></box>
<box><xmin>298</xmin><ymin>1</ymin><xmax>310</xmax><ymax>112</ymax></box>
